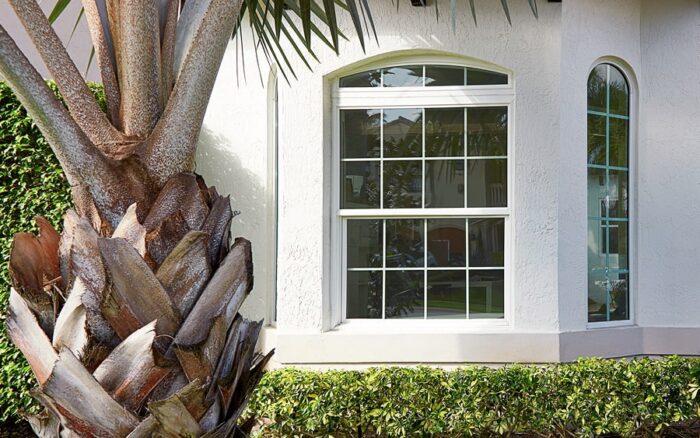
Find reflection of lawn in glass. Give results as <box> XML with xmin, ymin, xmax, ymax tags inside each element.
<box><xmin>427</xmin><ymin>299</ymin><xmax>465</xmax><ymax>311</ymax></box>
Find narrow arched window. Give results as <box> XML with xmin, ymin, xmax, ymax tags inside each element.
<box><xmin>587</xmin><ymin>63</ymin><xmax>630</xmax><ymax>323</ymax></box>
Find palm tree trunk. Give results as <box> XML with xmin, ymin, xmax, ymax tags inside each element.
<box><xmin>0</xmin><ymin>0</ymin><xmax>270</xmax><ymax>435</ymax></box>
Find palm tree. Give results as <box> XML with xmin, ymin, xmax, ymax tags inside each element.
<box><xmin>0</xmin><ymin>0</ymin><xmax>535</xmax><ymax>435</ymax></box>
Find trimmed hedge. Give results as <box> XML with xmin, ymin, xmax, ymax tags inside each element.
<box><xmin>247</xmin><ymin>358</ymin><xmax>700</xmax><ymax>437</ymax></box>
<box><xmin>0</xmin><ymin>81</ymin><xmax>81</xmax><ymax>422</ymax></box>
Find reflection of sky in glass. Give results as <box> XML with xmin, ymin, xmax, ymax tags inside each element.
<box><xmin>382</xmin><ymin>66</ymin><xmax>423</xmax><ymax>87</ymax></box>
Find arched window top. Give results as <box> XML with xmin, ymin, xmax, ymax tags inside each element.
<box><xmin>339</xmin><ymin>64</ymin><xmax>508</xmax><ymax>88</ymax></box>
<box><xmin>587</xmin><ymin>63</ymin><xmax>629</xmax><ymax>117</ymax></box>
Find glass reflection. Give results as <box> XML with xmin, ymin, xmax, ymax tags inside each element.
<box><xmin>386</xmin><ymin>219</ymin><xmax>424</xmax><ymax>268</ymax></box>
<box><xmin>341</xmin><ymin>110</ymin><xmax>381</xmax><ymax>158</ymax></box>
<box><xmin>425</xmin><ymin>66</ymin><xmax>464</xmax><ymax>86</ymax></box>
<box><xmin>468</xmin><ymin>270</ymin><xmax>504</xmax><ymax>318</ymax></box>
<box><xmin>587</xmin><ymin>269</ymin><xmax>608</xmax><ymax>322</ymax></box>
<box><xmin>425</xmin><ymin>160</ymin><xmax>464</xmax><ymax>208</ymax></box>
<box><xmin>467</xmin><ymin>159</ymin><xmax>507</xmax><ymax>207</ymax></box>
<box><xmin>347</xmin><ymin>219</ymin><xmax>383</xmax><ymax>268</ymax></box>
<box><xmin>605</xmin><ymin>221</ymin><xmax>628</xmax><ymax>271</ymax></box>
<box><xmin>382</xmin><ymin>66</ymin><xmax>423</xmax><ymax>87</ymax></box>
<box><xmin>385</xmin><ymin>271</ymin><xmax>424</xmax><ymax>319</ymax></box>
<box><xmin>383</xmin><ymin>109</ymin><xmax>422</xmax><ymax>158</ymax></box>
<box><xmin>339</xmin><ymin>69</ymin><xmax>382</xmax><ymax>88</ymax></box>
<box><xmin>608</xmin><ymin>274</ymin><xmax>628</xmax><ymax>321</ymax></box>
<box><xmin>467</xmin><ymin>107</ymin><xmax>507</xmax><ymax>157</ymax></box>
<box><xmin>346</xmin><ymin>271</ymin><xmax>382</xmax><ymax>318</ymax></box>
<box><xmin>467</xmin><ymin>68</ymin><xmax>508</xmax><ymax>85</ymax></box>
<box><xmin>587</xmin><ymin>114</ymin><xmax>606</xmax><ymax>165</ymax></box>
<box><xmin>426</xmin><ymin>108</ymin><xmax>464</xmax><ymax>157</ymax></box>
<box><xmin>608</xmin><ymin>66</ymin><xmax>629</xmax><ymax>116</ymax></box>
<box><xmin>587</xmin><ymin>64</ymin><xmax>607</xmax><ymax>113</ymax></box>
<box><xmin>609</xmin><ymin>118</ymin><xmax>628</xmax><ymax>167</ymax></box>
<box><xmin>427</xmin><ymin>219</ymin><xmax>466</xmax><ymax>267</ymax></box>
<box><xmin>427</xmin><ymin>270</ymin><xmax>466</xmax><ymax>319</ymax></box>
<box><xmin>587</xmin><ymin>167</ymin><xmax>606</xmax><ymax>218</ymax></box>
<box><xmin>468</xmin><ymin>218</ymin><xmax>505</xmax><ymax>267</ymax></box>
<box><xmin>384</xmin><ymin>161</ymin><xmax>422</xmax><ymax>208</ymax></box>
<box><xmin>607</xmin><ymin>170</ymin><xmax>628</xmax><ymax>218</ymax></box>
<box><xmin>588</xmin><ymin>219</ymin><xmax>606</xmax><ymax>275</ymax></box>
<box><xmin>341</xmin><ymin>162</ymin><xmax>380</xmax><ymax>209</ymax></box>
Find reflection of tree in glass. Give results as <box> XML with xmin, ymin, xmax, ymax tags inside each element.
<box><xmin>468</xmin><ymin>108</ymin><xmax>507</xmax><ymax>156</ymax></box>
<box><xmin>385</xmin><ymin>271</ymin><xmax>423</xmax><ymax>318</ymax></box>
<box><xmin>384</xmin><ymin>161</ymin><xmax>421</xmax><ymax>208</ymax></box>
<box><xmin>365</xmin><ymin>271</ymin><xmax>383</xmax><ymax>318</ymax></box>
<box><xmin>588</xmin><ymin>66</ymin><xmax>606</xmax><ymax>112</ymax></box>
<box><xmin>610</xmin><ymin>278</ymin><xmax>628</xmax><ymax>320</ymax></box>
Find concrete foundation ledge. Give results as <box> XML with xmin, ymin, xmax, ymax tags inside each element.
<box><xmin>260</xmin><ymin>326</ymin><xmax>700</xmax><ymax>366</ymax></box>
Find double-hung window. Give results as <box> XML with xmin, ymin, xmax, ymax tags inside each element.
<box><xmin>333</xmin><ymin>62</ymin><xmax>513</xmax><ymax>322</ymax></box>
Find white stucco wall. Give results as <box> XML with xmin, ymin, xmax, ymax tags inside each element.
<box><xmin>637</xmin><ymin>0</ymin><xmax>700</xmax><ymax>327</ymax></box>
<box><xmin>1</xmin><ymin>1</ymin><xmax>98</xmax><ymax>81</ymax></box>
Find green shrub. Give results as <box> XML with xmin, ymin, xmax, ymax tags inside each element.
<box><xmin>247</xmin><ymin>357</ymin><xmax>700</xmax><ymax>437</ymax></box>
<box><xmin>0</xmin><ymin>81</ymin><xmax>89</xmax><ymax>422</ymax></box>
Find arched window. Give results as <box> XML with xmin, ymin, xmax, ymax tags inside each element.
<box><xmin>587</xmin><ymin>63</ymin><xmax>630</xmax><ymax>323</ymax></box>
<box><xmin>333</xmin><ymin>62</ymin><xmax>512</xmax><ymax>322</ymax></box>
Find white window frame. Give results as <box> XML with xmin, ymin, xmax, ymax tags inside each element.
<box><xmin>329</xmin><ymin>57</ymin><xmax>515</xmax><ymax>329</ymax></box>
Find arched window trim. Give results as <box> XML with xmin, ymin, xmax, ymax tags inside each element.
<box><xmin>329</xmin><ymin>55</ymin><xmax>515</xmax><ymax>329</ymax></box>
<box><xmin>586</xmin><ymin>58</ymin><xmax>636</xmax><ymax>328</ymax></box>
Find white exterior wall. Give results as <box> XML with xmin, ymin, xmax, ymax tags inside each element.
<box><xmin>637</xmin><ymin>0</ymin><xmax>700</xmax><ymax>328</ymax></box>
<box><xmin>1</xmin><ymin>1</ymin><xmax>98</xmax><ymax>81</ymax></box>
<box><xmin>200</xmin><ymin>0</ymin><xmax>700</xmax><ymax>364</ymax></box>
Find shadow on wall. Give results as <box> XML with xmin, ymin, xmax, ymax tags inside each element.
<box><xmin>195</xmin><ymin>127</ymin><xmax>269</xmax><ymax>321</ymax></box>
<box><xmin>195</xmin><ymin>127</ymin><xmax>265</xmax><ymax>233</ymax></box>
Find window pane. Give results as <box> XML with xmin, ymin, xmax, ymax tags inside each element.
<box><xmin>339</xmin><ymin>69</ymin><xmax>381</xmax><ymax>88</ymax></box>
<box><xmin>426</xmin><ymin>108</ymin><xmax>464</xmax><ymax>157</ymax></box>
<box><xmin>346</xmin><ymin>271</ymin><xmax>382</xmax><ymax>318</ymax></box>
<box><xmin>467</xmin><ymin>159</ymin><xmax>507</xmax><ymax>207</ymax></box>
<box><xmin>607</xmin><ymin>221</ymin><xmax>628</xmax><ymax>270</ymax></box>
<box><xmin>425</xmin><ymin>66</ymin><xmax>465</xmax><ymax>86</ymax></box>
<box><xmin>467</xmin><ymin>107</ymin><xmax>507</xmax><ymax>157</ymax></box>
<box><xmin>427</xmin><ymin>218</ymin><xmax>466</xmax><ymax>267</ymax></box>
<box><xmin>467</xmin><ymin>68</ymin><xmax>508</xmax><ymax>85</ymax></box>
<box><xmin>608</xmin><ymin>170</ymin><xmax>628</xmax><ymax>218</ymax></box>
<box><xmin>425</xmin><ymin>160</ymin><xmax>464</xmax><ymax>208</ymax></box>
<box><xmin>587</xmin><ymin>114</ymin><xmax>606</xmax><ymax>165</ymax></box>
<box><xmin>608</xmin><ymin>66</ymin><xmax>629</xmax><ymax>116</ymax></box>
<box><xmin>588</xmin><ymin>219</ymin><xmax>606</xmax><ymax>274</ymax></box>
<box><xmin>384</xmin><ymin>161</ymin><xmax>422</xmax><ymax>208</ymax></box>
<box><xmin>587</xmin><ymin>64</ymin><xmax>607</xmax><ymax>113</ymax></box>
<box><xmin>608</xmin><ymin>273</ymin><xmax>628</xmax><ymax>321</ymax></box>
<box><xmin>341</xmin><ymin>110</ymin><xmax>381</xmax><ymax>158</ymax></box>
<box><xmin>468</xmin><ymin>218</ymin><xmax>505</xmax><ymax>267</ymax></box>
<box><xmin>587</xmin><ymin>269</ymin><xmax>608</xmax><ymax>322</ymax></box>
<box><xmin>383</xmin><ymin>109</ymin><xmax>422</xmax><ymax>158</ymax></box>
<box><xmin>386</xmin><ymin>219</ymin><xmax>424</xmax><ymax>268</ymax></box>
<box><xmin>382</xmin><ymin>66</ymin><xmax>423</xmax><ymax>87</ymax></box>
<box><xmin>427</xmin><ymin>270</ymin><xmax>466</xmax><ymax>319</ymax></box>
<box><xmin>341</xmin><ymin>162</ymin><xmax>380</xmax><ymax>209</ymax></box>
<box><xmin>347</xmin><ymin>219</ymin><xmax>383</xmax><ymax>268</ymax></box>
<box><xmin>385</xmin><ymin>271</ymin><xmax>424</xmax><ymax>319</ymax></box>
<box><xmin>469</xmin><ymin>270</ymin><xmax>504</xmax><ymax>318</ymax></box>
<box><xmin>609</xmin><ymin>118</ymin><xmax>628</xmax><ymax>167</ymax></box>
<box><xmin>587</xmin><ymin>167</ymin><xmax>606</xmax><ymax>218</ymax></box>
